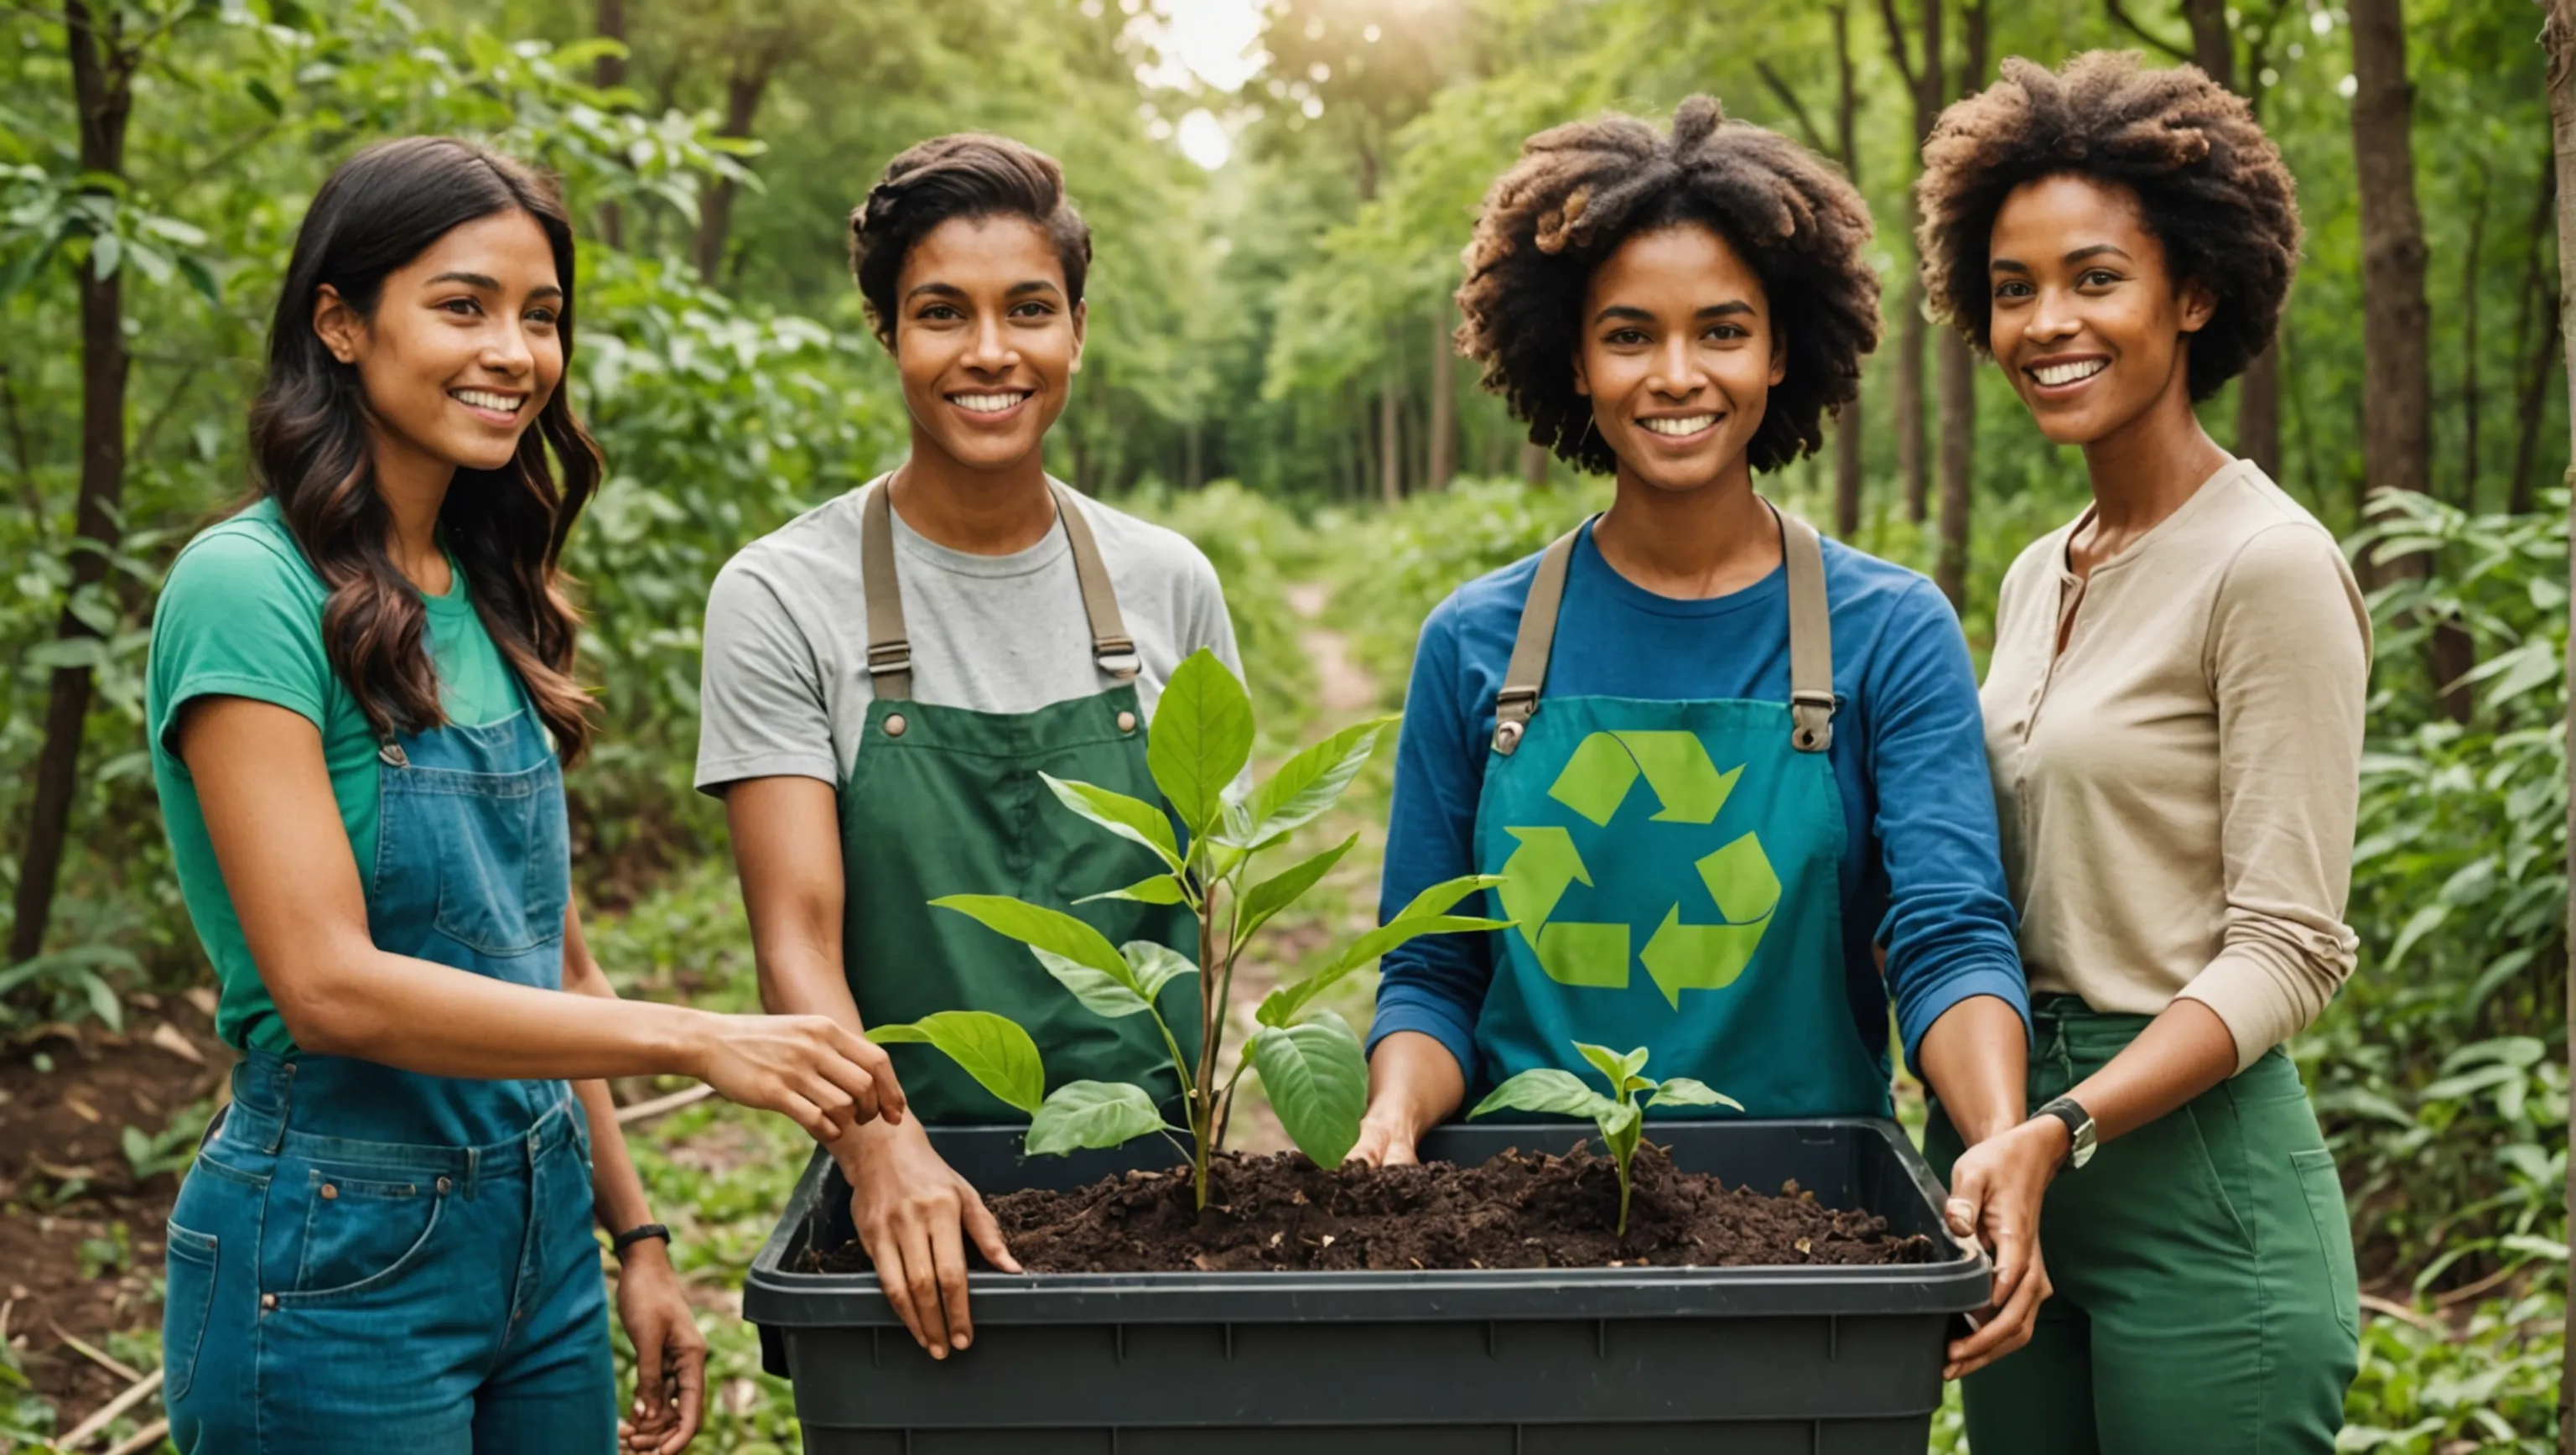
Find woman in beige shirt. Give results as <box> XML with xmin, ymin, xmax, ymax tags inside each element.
<box><xmin>1910</xmin><ymin>54</ymin><xmax>2368</xmax><ymax>1455</ymax></box>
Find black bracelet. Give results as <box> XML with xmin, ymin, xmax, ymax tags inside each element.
<box><xmin>610</xmin><ymin>1222</ymin><xmax>671</xmax><ymax>1259</ymax></box>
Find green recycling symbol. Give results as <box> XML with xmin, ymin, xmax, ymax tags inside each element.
<box><xmin>1498</xmin><ymin>730</ymin><xmax>1780</xmax><ymax>1010</ymax></box>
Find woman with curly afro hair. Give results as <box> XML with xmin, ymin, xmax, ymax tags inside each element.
<box><xmin>1355</xmin><ymin>95</ymin><xmax>2039</xmax><ymax>1371</ymax></box>
<box><xmin>1917</xmin><ymin>52</ymin><xmax>2366</xmax><ymax>1454</ymax></box>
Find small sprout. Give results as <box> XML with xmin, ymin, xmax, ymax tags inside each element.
<box><xmin>1468</xmin><ymin>1042</ymin><xmax>1742</xmax><ymax>1236</ymax></box>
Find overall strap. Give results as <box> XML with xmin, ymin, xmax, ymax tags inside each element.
<box><xmin>1049</xmin><ymin>481</ymin><xmax>1141</xmax><ymax>680</ymax></box>
<box><xmin>1776</xmin><ymin>502</ymin><xmax>1836</xmax><ymax>753</ymax></box>
<box><xmin>1488</xmin><ymin>502</ymin><xmax>1836</xmax><ymax>756</ymax></box>
<box><xmin>860</xmin><ymin>482</ymin><xmax>912</xmax><ymax>700</ymax></box>
<box><xmin>1490</xmin><ymin>518</ymin><xmax>1591</xmax><ymax>756</ymax></box>
<box><xmin>860</xmin><ymin>480</ymin><xmax>1141</xmax><ymax>703</ymax></box>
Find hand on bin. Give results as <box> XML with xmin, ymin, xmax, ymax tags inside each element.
<box><xmin>845</xmin><ymin>1117</ymin><xmax>1021</xmax><ymax>1359</ymax></box>
<box><xmin>1940</xmin><ymin>1114</ymin><xmax>2061</xmax><ymax>1380</ymax></box>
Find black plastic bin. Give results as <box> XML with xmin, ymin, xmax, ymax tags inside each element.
<box><xmin>746</xmin><ymin>1120</ymin><xmax>1987</xmax><ymax>1453</ymax></box>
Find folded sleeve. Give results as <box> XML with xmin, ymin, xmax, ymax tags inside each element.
<box><xmin>2177</xmin><ymin>522</ymin><xmax>2371</xmax><ymax>1069</ymax></box>
<box><xmin>694</xmin><ymin>556</ymin><xmax>840</xmax><ymax>793</ymax></box>
<box><xmin>1862</xmin><ymin>579</ymin><xmax>2032</xmax><ymax>1073</ymax></box>
<box><xmin>1365</xmin><ymin>595</ymin><xmax>1492</xmax><ymax>1077</ymax></box>
<box><xmin>149</xmin><ymin>531</ymin><xmax>333</xmax><ymax>760</ymax></box>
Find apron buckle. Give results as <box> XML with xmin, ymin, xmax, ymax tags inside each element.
<box><xmin>865</xmin><ymin>643</ymin><xmax>911</xmax><ymax>678</ymax></box>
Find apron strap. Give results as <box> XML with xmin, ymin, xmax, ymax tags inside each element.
<box><xmin>1776</xmin><ymin>503</ymin><xmax>1836</xmax><ymax>753</ymax></box>
<box><xmin>1489</xmin><ymin>518</ymin><xmax>1589</xmax><ymax>756</ymax></box>
<box><xmin>860</xmin><ymin>480</ymin><xmax>1140</xmax><ymax>703</ymax></box>
<box><xmin>1488</xmin><ymin>501</ymin><xmax>1836</xmax><ymax>756</ymax></box>
<box><xmin>1049</xmin><ymin>481</ymin><xmax>1141</xmax><ymax>680</ymax></box>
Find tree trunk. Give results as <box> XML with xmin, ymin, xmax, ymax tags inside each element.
<box><xmin>2542</xmin><ymin>7</ymin><xmax>2576</xmax><ymax>1444</ymax></box>
<box><xmin>1426</xmin><ymin>304</ymin><xmax>1455</xmax><ymax>491</ymax></box>
<box><xmin>2350</xmin><ymin>0</ymin><xmax>2457</xmax><ymax>716</ymax></box>
<box><xmin>595</xmin><ymin>0</ymin><xmax>626</xmax><ymax>250</ymax></box>
<box><xmin>1881</xmin><ymin>0</ymin><xmax>1940</xmax><ymax>523</ymax></box>
<box><xmin>1830</xmin><ymin>3</ymin><xmax>1865</xmax><ymax>539</ymax></box>
<box><xmin>2461</xmin><ymin>161</ymin><xmax>2488</xmax><ymax>508</ymax></box>
<box><xmin>2509</xmin><ymin>162</ymin><xmax>2562</xmax><ymax>513</ymax></box>
<box><xmin>14</xmin><ymin>0</ymin><xmax>134</xmax><ymax>967</ymax></box>
<box><xmin>1521</xmin><ymin>439</ymin><xmax>1549</xmax><ymax>488</ymax></box>
<box><xmin>693</xmin><ymin>60</ymin><xmax>770</xmax><ymax>283</ymax></box>
<box><xmin>1379</xmin><ymin>377</ymin><xmax>1402</xmax><ymax>506</ymax></box>
<box><xmin>1929</xmin><ymin>0</ymin><xmax>1985</xmax><ymax>608</ymax></box>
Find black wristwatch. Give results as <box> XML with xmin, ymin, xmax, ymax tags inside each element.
<box><xmin>610</xmin><ymin>1222</ymin><xmax>672</xmax><ymax>1259</ymax></box>
<box><xmin>2036</xmin><ymin>1096</ymin><xmax>2097</xmax><ymax>1171</ymax></box>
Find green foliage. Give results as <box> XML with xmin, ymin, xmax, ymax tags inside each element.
<box><xmin>2337</xmin><ymin>1296</ymin><xmax>2563</xmax><ymax>1452</ymax></box>
<box><xmin>881</xmin><ymin>647</ymin><xmax>1502</xmax><ymax>1206</ymax></box>
<box><xmin>1472</xmin><ymin>1041</ymin><xmax>1741</xmax><ymax>1235</ymax></box>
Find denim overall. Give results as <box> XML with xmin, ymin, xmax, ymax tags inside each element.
<box><xmin>1471</xmin><ymin>506</ymin><xmax>1888</xmax><ymax>1116</ymax></box>
<box><xmin>163</xmin><ymin>702</ymin><xmax>615</xmax><ymax>1452</ymax></box>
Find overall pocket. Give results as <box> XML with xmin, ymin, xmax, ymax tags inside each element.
<box><xmin>2291</xmin><ymin>1147</ymin><xmax>2362</xmax><ymax>1340</ymax></box>
<box><xmin>278</xmin><ymin>1167</ymin><xmax>447</xmax><ymax>1304</ymax></box>
<box><xmin>160</xmin><ymin>1222</ymin><xmax>218</xmax><ymax>1403</ymax></box>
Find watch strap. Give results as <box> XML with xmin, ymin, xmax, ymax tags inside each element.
<box><xmin>2037</xmin><ymin>1096</ymin><xmax>2094</xmax><ymax>1169</ymax></box>
<box><xmin>610</xmin><ymin>1222</ymin><xmax>671</xmax><ymax>1258</ymax></box>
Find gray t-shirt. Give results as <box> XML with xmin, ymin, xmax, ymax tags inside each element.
<box><xmin>694</xmin><ymin>478</ymin><xmax>1241</xmax><ymax>792</ymax></box>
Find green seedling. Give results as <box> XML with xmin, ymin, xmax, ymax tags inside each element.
<box><xmin>1470</xmin><ymin>1042</ymin><xmax>1742</xmax><ymax>1235</ymax></box>
<box><xmin>870</xmin><ymin>648</ymin><xmax>1507</xmax><ymax>1208</ymax></box>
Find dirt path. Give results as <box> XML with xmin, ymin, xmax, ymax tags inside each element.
<box><xmin>1218</xmin><ymin>582</ymin><xmax>1380</xmax><ymax>1156</ymax></box>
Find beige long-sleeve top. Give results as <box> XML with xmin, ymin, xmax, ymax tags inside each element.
<box><xmin>1981</xmin><ymin>460</ymin><xmax>2371</xmax><ymax>1071</ymax></box>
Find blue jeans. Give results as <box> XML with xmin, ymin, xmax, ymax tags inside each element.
<box><xmin>166</xmin><ymin>702</ymin><xmax>614</xmax><ymax>1451</ymax></box>
<box><xmin>165</xmin><ymin>1057</ymin><xmax>614</xmax><ymax>1452</ymax></box>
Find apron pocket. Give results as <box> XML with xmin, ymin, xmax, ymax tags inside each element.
<box><xmin>282</xmin><ymin>1170</ymin><xmax>445</xmax><ymax>1303</ymax></box>
<box><xmin>2290</xmin><ymin>1148</ymin><xmax>2361</xmax><ymax>1339</ymax></box>
<box><xmin>161</xmin><ymin>1221</ymin><xmax>217</xmax><ymax>1403</ymax></box>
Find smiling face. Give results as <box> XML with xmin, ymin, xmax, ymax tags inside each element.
<box><xmin>314</xmin><ymin>209</ymin><xmax>564</xmax><ymax>479</ymax></box>
<box><xmin>1987</xmin><ymin>173</ymin><xmax>2215</xmax><ymax>446</ymax></box>
<box><xmin>891</xmin><ymin>214</ymin><xmax>1083</xmax><ymax>473</ymax></box>
<box><xmin>1572</xmin><ymin>222</ymin><xmax>1784</xmax><ymax>496</ymax></box>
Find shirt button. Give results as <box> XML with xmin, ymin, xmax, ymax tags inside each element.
<box><xmin>1117</xmin><ymin>709</ymin><xmax>1138</xmax><ymax>733</ymax></box>
<box><xmin>883</xmin><ymin>714</ymin><xmax>907</xmax><ymax>738</ymax></box>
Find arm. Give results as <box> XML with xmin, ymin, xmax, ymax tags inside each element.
<box><xmin>179</xmin><ymin>696</ymin><xmax>890</xmax><ymax>1142</ymax></box>
<box><xmin>1854</xmin><ymin>586</ymin><xmax>2041</xmax><ymax>1376</ymax></box>
<box><xmin>561</xmin><ymin>908</ymin><xmax>704</xmax><ymax>1455</ymax></box>
<box><xmin>1354</xmin><ymin>600</ymin><xmax>1491</xmax><ymax>1164</ymax></box>
<box><xmin>723</xmin><ymin>775</ymin><xmax>1019</xmax><ymax>1360</ymax></box>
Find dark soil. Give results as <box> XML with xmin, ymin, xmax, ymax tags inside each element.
<box><xmin>814</xmin><ymin>1141</ymin><xmax>1939</xmax><ymax>1275</ymax></box>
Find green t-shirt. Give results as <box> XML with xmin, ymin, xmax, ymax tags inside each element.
<box><xmin>147</xmin><ymin>498</ymin><xmax>522</xmax><ymax>1053</ymax></box>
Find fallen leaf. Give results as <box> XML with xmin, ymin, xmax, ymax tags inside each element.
<box><xmin>148</xmin><ymin>1023</ymin><xmax>205</xmax><ymax>1066</ymax></box>
<box><xmin>184</xmin><ymin>987</ymin><xmax>218</xmax><ymax>1018</ymax></box>
<box><xmin>62</xmin><ymin>1097</ymin><xmax>100</xmax><ymax>1124</ymax></box>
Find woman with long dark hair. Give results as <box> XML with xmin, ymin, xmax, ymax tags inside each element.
<box><xmin>148</xmin><ymin>137</ymin><xmax>901</xmax><ymax>1452</ymax></box>
<box><xmin>1919</xmin><ymin>54</ymin><xmax>2366</xmax><ymax>1452</ymax></box>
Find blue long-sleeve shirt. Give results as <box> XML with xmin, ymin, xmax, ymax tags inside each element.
<box><xmin>1369</xmin><ymin>522</ymin><xmax>2029</xmax><ymax>1088</ymax></box>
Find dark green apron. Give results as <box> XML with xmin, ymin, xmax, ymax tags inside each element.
<box><xmin>839</xmin><ymin>481</ymin><xmax>1202</xmax><ymax>1124</ymax></box>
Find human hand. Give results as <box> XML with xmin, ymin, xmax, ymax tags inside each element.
<box><xmin>1348</xmin><ymin>1110</ymin><xmax>1421</xmax><ymax>1167</ymax></box>
<box><xmin>690</xmin><ymin>1012</ymin><xmax>903</xmax><ymax>1143</ymax></box>
<box><xmin>1941</xmin><ymin>1115</ymin><xmax>2063</xmax><ymax>1380</ymax></box>
<box><xmin>847</xmin><ymin>1119</ymin><xmax>1019</xmax><ymax>1359</ymax></box>
<box><xmin>612</xmin><ymin>1245</ymin><xmax>706</xmax><ymax>1454</ymax></box>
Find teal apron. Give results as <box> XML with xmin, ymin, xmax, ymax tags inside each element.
<box><xmin>839</xmin><ymin>481</ymin><xmax>1202</xmax><ymax>1124</ymax></box>
<box><xmin>1470</xmin><ymin>503</ymin><xmax>1888</xmax><ymax>1116</ymax></box>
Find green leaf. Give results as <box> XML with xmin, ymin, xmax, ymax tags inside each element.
<box><xmin>1469</xmin><ymin>1068</ymin><xmax>1613</xmax><ymax>1120</ymax></box>
<box><xmin>1254</xmin><ymin>912</ymin><xmax>1508</xmax><ymax>1028</ymax></box>
<box><xmin>1031</xmin><ymin>946</ymin><xmax>1152</xmax><ymax>1019</ymax></box>
<box><xmin>1236</xmin><ymin>833</ymin><xmax>1358</xmax><ymax>940</ymax></box>
<box><xmin>1075</xmin><ymin>873</ymin><xmax>1186</xmax><ymax>907</ymax></box>
<box><xmin>1241</xmin><ymin>716</ymin><xmax>1394</xmax><ymax>841</ymax></box>
<box><xmin>1247</xmin><ymin>1011</ymin><xmax>1368</xmax><ymax>1167</ymax></box>
<box><xmin>1026</xmin><ymin>1080</ymin><xmax>1165</xmax><ymax>1156</ymax></box>
<box><xmin>1649</xmin><ymin>1078</ymin><xmax>1742</xmax><ymax>1111</ymax></box>
<box><xmin>91</xmin><ymin>231</ymin><xmax>120</xmax><ymax>281</ymax></box>
<box><xmin>1120</xmin><ymin>940</ymin><xmax>1198</xmax><ymax>1003</ymax></box>
<box><xmin>1573</xmin><ymin>1043</ymin><xmax>1650</xmax><ymax>1094</ymax></box>
<box><xmin>865</xmin><ymin>1011</ymin><xmax>1045</xmax><ymax>1115</ymax></box>
<box><xmin>1040</xmin><ymin>773</ymin><xmax>1181</xmax><ymax>869</ymax></box>
<box><xmin>176</xmin><ymin>254</ymin><xmax>220</xmax><ymax>307</ymax></box>
<box><xmin>1601</xmin><ymin>1098</ymin><xmax>1643</xmax><ymax>1165</ymax></box>
<box><xmin>933</xmin><ymin>894</ymin><xmax>1125</xmax><ymax>977</ymax></box>
<box><xmin>1394</xmin><ymin>872</ymin><xmax>1507</xmax><ymax>923</ymax></box>
<box><xmin>1145</xmin><ymin>649</ymin><xmax>1254</xmax><ymax>837</ymax></box>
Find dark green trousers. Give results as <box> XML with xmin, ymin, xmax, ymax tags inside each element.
<box><xmin>1927</xmin><ymin>997</ymin><xmax>2360</xmax><ymax>1454</ymax></box>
